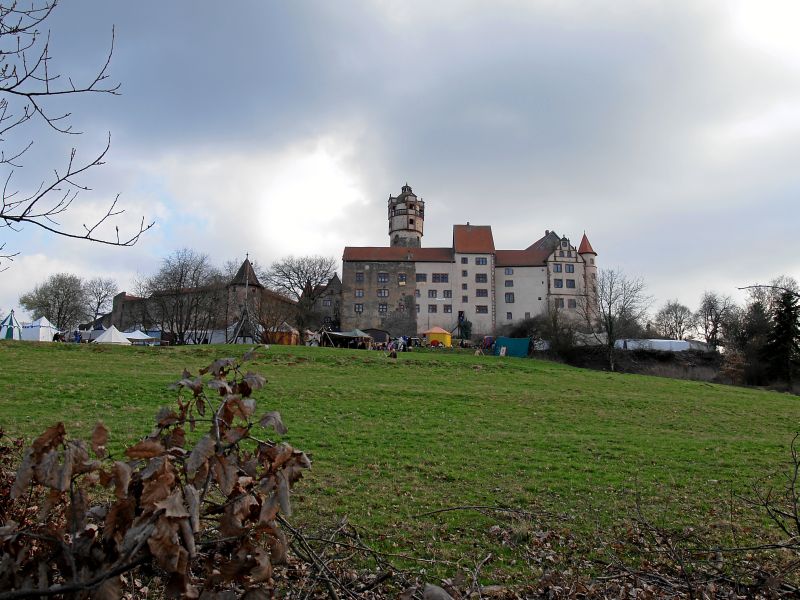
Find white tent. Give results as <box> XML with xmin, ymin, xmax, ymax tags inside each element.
<box><xmin>21</xmin><ymin>316</ymin><xmax>60</xmax><ymax>342</ymax></box>
<box><xmin>1</xmin><ymin>310</ymin><xmax>22</xmax><ymax>340</ymax></box>
<box><xmin>124</xmin><ymin>330</ymin><xmax>157</xmax><ymax>345</ymax></box>
<box><xmin>93</xmin><ymin>325</ymin><xmax>132</xmax><ymax>345</ymax></box>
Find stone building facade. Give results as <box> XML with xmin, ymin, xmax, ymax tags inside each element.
<box><xmin>340</xmin><ymin>184</ymin><xmax>598</xmax><ymax>338</ymax></box>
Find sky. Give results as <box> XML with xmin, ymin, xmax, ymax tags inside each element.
<box><xmin>2</xmin><ymin>0</ymin><xmax>799</xmax><ymax>318</ymax></box>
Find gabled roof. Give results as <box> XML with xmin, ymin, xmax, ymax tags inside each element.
<box><xmin>230</xmin><ymin>258</ymin><xmax>263</xmax><ymax>288</ymax></box>
<box><xmin>578</xmin><ymin>233</ymin><xmax>596</xmax><ymax>255</ymax></box>
<box><xmin>453</xmin><ymin>224</ymin><xmax>494</xmax><ymax>253</ymax></box>
<box><xmin>495</xmin><ymin>231</ymin><xmax>561</xmax><ymax>267</ymax></box>
<box><xmin>342</xmin><ymin>247</ymin><xmax>453</xmax><ymax>263</ymax></box>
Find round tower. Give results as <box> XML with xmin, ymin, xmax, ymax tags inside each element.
<box><xmin>578</xmin><ymin>232</ymin><xmax>598</xmax><ymax>296</ymax></box>
<box><xmin>388</xmin><ymin>183</ymin><xmax>424</xmax><ymax>248</ymax></box>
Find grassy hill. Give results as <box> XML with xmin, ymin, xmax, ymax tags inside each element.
<box><xmin>0</xmin><ymin>341</ymin><xmax>797</xmax><ymax>582</ymax></box>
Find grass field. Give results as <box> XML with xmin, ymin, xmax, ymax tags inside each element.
<box><xmin>1</xmin><ymin>341</ymin><xmax>798</xmax><ymax>582</ymax></box>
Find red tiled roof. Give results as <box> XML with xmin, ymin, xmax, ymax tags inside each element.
<box><xmin>342</xmin><ymin>247</ymin><xmax>453</xmax><ymax>263</ymax></box>
<box><xmin>578</xmin><ymin>233</ymin><xmax>596</xmax><ymax>255</ymax></box>
<box><xmin>453</xmin><ymin>224</ymin><xmax>494</xmax><ymax>253</ymax></box>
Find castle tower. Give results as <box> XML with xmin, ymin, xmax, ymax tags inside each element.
<box><xmin>578</xmin><ymin>232</ymin><xmax>598</xmax><ymax>297</ymax></box>
<box><xmin>388</xmin><ymin>183</ymin><xmax>424</xmax><ymax>248</ymax></box>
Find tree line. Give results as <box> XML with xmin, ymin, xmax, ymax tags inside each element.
<box><xmin>11</xmin><ymin>249</ymin><xmax>338</xmax><ymax>342</ymax></box>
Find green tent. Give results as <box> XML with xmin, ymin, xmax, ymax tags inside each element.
<box><xmin>493</xmin><ymin>336</ymin><xmax>530</xmax><ymax>358</ymax></box>
<box><xmin>0</xmin><ymin>310</ymin><xmax>22</xmax><ymax>340</ymax></box>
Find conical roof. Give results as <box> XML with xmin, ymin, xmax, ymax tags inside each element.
<box><xmin>230</xmin><ymin>258</ymin><xmax>263</xmax><ymax>288</ymax></box>
<box><xmin>93</xmin><ymin>325</ymin><xmax>132</xmax><ymax>345</ymax></box>
<box><xmin>578</xmin><ymin>233</ymin><xmax>596</xmax><ymax>255</ymax></box>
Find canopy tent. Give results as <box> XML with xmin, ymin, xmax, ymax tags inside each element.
<box><xmin>93</xmin><ymin>325</ymin><xmax>132</xmax><ymax>345</ymax></box>
<box><xmin>423</xmin><ymin>326</ymin><xmax>452</xmax><ymax>348</ymax></box>
<box><xmin>21</xmin><ymin>316</ymin><xmax>60</xmax><ymax>342</ymax></box>
<box><xmin>124</xmin><ymin>330</ymin><xmax>157</xmax><ymax>345</ymax></box>
<box><xmin>493</xmin><ymin>337</ymin><xmax>531</xmax><ymax>358</ymax></box>
<box><xmin>319</xmin><ymin>329</ymin><xmax>373</xmax><ymax>349</ymax></box>
<box><xmin>0</xmin><ymin>310</ymin><xmax>22</xmax><ymax>340</ymax></box>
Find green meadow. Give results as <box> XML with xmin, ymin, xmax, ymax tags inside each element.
<box><xmin>1</xmin><ymin>341</ymin><xmax>798</xmax><ymax>580</ymax></box>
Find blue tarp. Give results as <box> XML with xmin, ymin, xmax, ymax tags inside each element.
<box><xmin>493</xmin><ymin>336</ymin><xmax>531</xmax><ymax>358</ymax></box>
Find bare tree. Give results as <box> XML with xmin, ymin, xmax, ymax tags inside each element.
<box><xmin>0</xmin><ymin>1</ymin><xmax>152</xmax><ymax>270</ymax></box>
<box><xmin>144</xmin><ymin>249</ymin><xmax>223</xmax><ymax>344</ymax></box>
<box><xmin>653</xmin><ymin>300</ymin><xmax>696</xmax><ymax>340</ymax></box>
<box><xmin>697</xmin><ymin>291</ymin><xmax>734</xmax><ymax>351</ymax></box>
<box><xmin>19</xmin><ymin>272</ymin><xmax>88</xmax><ymax>330</ymax></box>
<box><xmin>84</xmin><ymin>276</ymin><xmax>118</xmax><ymax>323</ymax></box>
<box><xmin>254</xmin><ymin>290</ymin><xmax>297</xmax><ymax>343</ymax></box>
<box><xmin>266</xmin><ymin>255</ymin><xmax>337</xmax><ymax>338</ymax></box>
<box><xmin>580</xmin><ymin>268</ymin><xmax>651</xmax><ymax>371</ymax></box>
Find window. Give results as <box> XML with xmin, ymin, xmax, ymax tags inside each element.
<box><xmin>559</xmin><ymin>250</ymin><xmax>565</xmax><ymax>257</ymax></box>
<box><xmin>322</xmin><ymin>298</ymin><xmax>331</xmax><ymax>307</ymax></box>
<box><xmin>416</xmin><ymin>273</ymin><xmax>427</xmax><ymax>282</ymax></box>
<box><xmin>355</xmin><ymin>289</ymin><xmax>364</xmax><ymax>298</ymax></box>
<box><xmin>416</xmin><ymin>304</ymin><xmax>420</xmax><ymax>313</ymax></box>
<box><xmin>444</xmin><ymin>304</ymin><xmax>452</xmax><ymax>313</ymax></box>
<box><xmin>568</xmin><ymin>299</ymin><xmax>577</xmax><ymax>309</ymax></box>
<box><xmin>554</xmin><ymin>279</ymin><xmax>563</xmax><ymax>288</ymax></box>
<box><xmin>475</xmin><ymin>273</ymin><xmax>487</xmax><ymax>283</ymax></box>
<box><xmin>565</xmin><ymin>264</ymin><xmax>574</xmax><ymax>273</ymax></box>
<box><xmin>377</xmin><ymin>272</ymin><xmax>389</xmax><ymax>283</ymax></box>
<box><xmin>505</xmin><ymin>292</ymin><xmax>515</xmax><ymax>303</ymax></box>
<box><xmin>566</xmin><ymin>279</ymin><xmax>576</xmax><ymax>289</ymax></box>
<box><xmin>553</xmin><ymin>264</ymin><xmax>562</xmax><ymax>273</ymax></box>
<box><xmin>461</xmin><ymin>257</ymin><xmax>468</xmax><ymax>264</ymax></box>
<box><xmin>462</xmin><ymin>283</ymin><xmax>468</xmax><ymax>290</ymax></box>
<box><xmin>506</xmin><ymin>312</ymin><xmax>512</xmax><ymax>320</ymax></box>
<box><xmin>555</xmin><ymin>298</ymin><xmax>565</xmax><ymax>308</ymax></box>
<box><xmin>378</xmin><ymin>303</ymin><xmax>388</xmax><ymax>313</ymax></box>
<box><xmin>525</xmin><ymin>312</ymin><xmax>531</xmax><ymax>319</ymax></box>
<box><xmin>561</xmin><ymin>240</ymin><xmax>568</xmax><ymax>248</ymax></box>
<box><xmin>432</xmin><ymin>273</ymin><xmax>449</xmax><ymax>283</ymax></box>
<box><xmin>428</xmin><ymin>305</ymin><xmax>437</xmax><ymax>313</ymax></box>
<box><xmin>590</xmin><ymin>258</ymin><xmax>595</xmax><ymax>265</ymax></box>
<box><xmin>504</xmin><ymin>280</ymin><xmax>513</xmax><ymax>287</ymax></box>
<box><xmin>475</xmin><ymin>257</ymin><xmax>488</xmax><ymax>265</ymax></box>
<box><xmin>414</xmin><ymin>289</ymin><xmax>420</xmax><ymax>297</ymax></box>
<box><xmin>354</xmin><ymin>303</ymin><xmax>363</xmax><ymax>313</ymax></box>
<box><xmin>428</xmin><ymin>289</ymin><xmax>437</xmax><ymax>298</ymax></box>
<box><xmin>462</xmin><ymin>295</ymin><xmax>469</xmax><ymax>303</ymax></box>
<box><xmin>377</xmin><ymin>288</ymin><xmax>389</xmax><ymax>297</ymax></box>
<box><xmin>355</xmin><ymin>272</ymin><xmax>364</xmax><ymax>283</ymax></box>
<box><xmin>476</xmin><ymin>305</ymin><xmax>489</xmax><ymax>314</ymax></box>
<box><xmin>461</xmin><ymin>270</ymin><xmax>468</xmax><ymax>277</ymax></box>
<box><xmin>398</xmin><ymin>273</ymin><xmax>407</xmax><ymax>285</ymax></box>
<box><xmin>443</xmin><ymin>289</ymin><xmax>452</xmax><ymax>298</ymax></box>
<box><xmin>476</xmin><ymin>288</ymin><xmax>488</xmax><ymax>297</ymax></box>
<box><xmin>505</xmin><ymin>267</ymin><xmax>514</xmax><ymax>275</ymax></box>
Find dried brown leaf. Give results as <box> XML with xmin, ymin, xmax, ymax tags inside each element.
<box><xmin>186</xmin><ymin>434</ymin><xmax>215</xmax><ymax>478</ymax></box>
<box><xmin>212</xmin><ymin>455</ymin><xmax>238</xmax><ymax>496</ymax></box>
<box><xmin>155</xmin><ymin>488</ymin><xmax>189</xmax><ymax>518</ymax></box>
<box><xmin>259</xmin><ymin>411</ymin><xmax>287</xmax><ymax>435</ymax></box>
<box><xmin>125</xmin><ymin>438</ymin><xmax>164</xmax><ymax>460</ymax></box>
<box><xmin>31</xmin><ymin>422</ymin><xmax>66</xmax><ymax>455</ymax></box>
<box><xmin>156</xmin><ymin>407</ymin><xmax>179</xmax><ymax>427</ymax></box>
<box><xmin>184</xmin><ymin>484</ymin><xmax>200</xmax><ymax>533</ymax></box>
<box><xmin>11</xmin><ymin>448</ymin><xmax>35</xmax><ymax>499</ymax></box>
<box><xmin>113</xmin><ymin>461</ymin><xmax>131</xmax><ymax>499</ymax></box>
<box><xmin>91</xmin><ymin>421</ymin><xmax>109</xmax><ymax>458</ymax></box>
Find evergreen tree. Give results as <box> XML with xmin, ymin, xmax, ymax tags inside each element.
<box><xmin>763</xmin><ymin>291</ymin><xmax>800</xmax><ymax>385</ymax></box>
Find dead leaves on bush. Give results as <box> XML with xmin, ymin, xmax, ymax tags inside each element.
<box><xmin>0</xmin><ymin>348</ymin><xmax>309</xmax><ymax>599</ymax></box>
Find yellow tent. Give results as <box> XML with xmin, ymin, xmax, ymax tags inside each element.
<box><xmin>423</xmin><ymin>326</ymin><xmax>452</xmax><ymax>348</ymax></box>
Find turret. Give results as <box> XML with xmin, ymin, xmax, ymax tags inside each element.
<box><xmin>388</xmin><ymin>183</ymin><xmax>424</xmax><ymax>248</ymax></box>
<box><xmin>578</xmin><ymin>232</ymin><xmax>598</xmax><ymax>296</ymax></box>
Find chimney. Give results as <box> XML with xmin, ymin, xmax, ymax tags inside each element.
<box><xmin>545</xmin><ymin>230</ymin><xmax>550</xmax><ymax>236</ymax></box>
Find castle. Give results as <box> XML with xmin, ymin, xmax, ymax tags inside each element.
<box><xmin>340</xmin><ymin>184</ymin><xmax>598</xmax><ymax>337</ymax></box>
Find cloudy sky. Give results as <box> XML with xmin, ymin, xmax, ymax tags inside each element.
<box><xmin>2</xmin><ymin>0</ymin><xmax>799</xmax><ymax>317</ymax></box>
